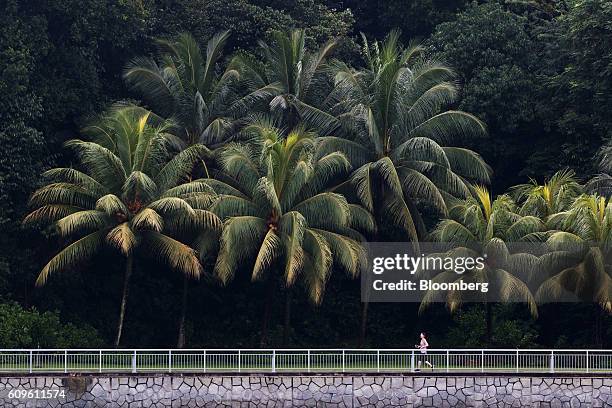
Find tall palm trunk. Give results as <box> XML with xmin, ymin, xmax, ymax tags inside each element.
<box><xmin>594</xmin><ymin>305</ymin><xmax>604</xmax><ymax>348</ymax></box>
<box><xmin>115</xmin><ymin>255</ymin><xmax>133</xmax><ymax>347</ymax></box>
<box><xmin>177</xmin><ymin>276</ymin><xmax>189</xmax><ymax>348</ymax></box>
<box><xmin>359</xmin><ymin>301</ymin><xmax>369</xmax><ymax>347</ymax></box>
<box><xmin>286</xmin><ymin>105</ymin><xmax>298</xmax><ymax>132</ymax></box>
<box><xmin>359</xmin><ymin>248</ymin><xmax>374</xmax><ymax>347</ymax></box>
<box><xmin>485</xmin><ymin>302</ymin><xmax>493</xmax><ymax>346</ymax></box>
<box><xmin>176</xmin><ymin>171</ymin><xmax>199</xmax><ymax>349</ymax></box>
<box><xmin>282</xmin><ymin>289</ymin><xmax>291</xmax><ymax>345</ymax></box>
<box><xmin>260</xmin><ymin>279</ymin><xmax>275</xmax><ymax>347</ymax></box>
<box><xmin>359</xmin><ymin>209</ymin><xmax>381</xmax><ymax>347</ymax></box>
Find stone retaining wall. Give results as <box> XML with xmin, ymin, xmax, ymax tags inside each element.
<box><xmin>0</xmin><ymin>374</ymin><xmax>609</xmax><ymax>407</ymax></box>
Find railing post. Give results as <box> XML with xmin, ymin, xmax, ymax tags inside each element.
<box><xmin>29</xmin><ymin>350</ymin><xmax>32</xmax><ymax>374</ymax></box>
<box><xmin>307</xmin><ymin>350</ymin><xmax>310</xmax><ymax>373</ymax></box>
<box><xmin>168</xmin><ymin>350</ymin><xmax>172</xmax><ymax>373</ymax></box>
<box><xmin>586</xmin><ymin>351</ymin><xmax>589</xmax><ymax>373</ymax></box>
<box><xmin>446</xmin><ymin>350</ymin><xmax>449</xmax><ymax>373</ymax></box>
<box><xmin>272</xmin><ymin>350</ymin><xmax>276</xmax><ymax>373</ymax></box>
<box><xmin>64</xmin><ymin>350</ymin><xmax>68</xmax><ymax>374</ymax></box>
<box><xmin>342</xmin><ymin>350</ymin><xmax>345</xmax><ymax>373</ymax></box>
<box><xmin>238</xmin><ymin>350</ymin><xmax>241</xmax><ymax>373</ymax></box>
<box><xmin>516</xmin><ymin>350</ymin><xmax>519</xmax><ymax>373</ymax></box>
<box><xmin>377</xmin><ymin>350</ymin><xmax>380</xmax><ymax>373</ymax></box>
<box><xmin>203</xmin><ymin>350</ymin><xmax>206</xmax><ymax>373</ymax></box>
<box><xmin>99</xmin><ymin>350</ymin><xmax>102</xmax><ymax>373</ymax></box>
<box><xmin>549</xmin><ymin>351</ymin><xmax>554</xmax><ymax>374</ymax></box>
<box><xmin>481</xmin><ymin>350</ymin><xmax>484</xmax><ymax>373</ymax></box>
<box><xmin>132</xmin><ymin>350</ymin><xmax>137</xmax><ymax>374</ymax></box>
<box><xmin>410</xmin><ymin>350</ymin><xmax>415</xmax><ymax>373</ymax></box>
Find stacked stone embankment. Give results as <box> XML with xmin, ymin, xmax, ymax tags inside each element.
<box><xmin>0</xmin><ymin>374</ymin><xmax>609</xmax><ymax>407</ymax></box>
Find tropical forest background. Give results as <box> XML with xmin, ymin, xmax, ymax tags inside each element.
<box><xmin>1</xmin><ymin>0</ymin><xmax>612</xmax><ymax>350</ymax></box>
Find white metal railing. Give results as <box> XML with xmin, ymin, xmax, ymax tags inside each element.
<box><xmin>0</xmin><ymin>349</ymin><xmax>610</xmax><ymax>374</ymax></box>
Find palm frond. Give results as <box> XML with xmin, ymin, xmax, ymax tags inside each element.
<box><xmin>95</xmin><ymin>194</ymin><xmax>129</xmax><ymax>217</ymax></box>
<box><xmin>56</xmin><ymin>210</ymin><xmax>109</xmax><ymax>237</ymax></box>
<box><xmin>65</xmin><ymin>140</ymin><xmax>127</xmax><ymax>192</ymax></box>
<box><xmin>312</xmin><ymin>229</ymin><xmax>365</xmax><ymax>278</ymax></box>
<box><xmin>106</xmin><ymin>222</ymin><xmax>137</xmax><ymax>255</ymax></box>
<box><xmin>155</xmin><ymin>144</ymin><xmax>210</xmax><ymax>191</ymax></box>
<box><xmin>42</xmin><ymin>168</ymin><xmax>108</xmax><ymax>197</ymax></box>
<box><xmin>123</xmin><ymin>56</ymin><xmax>176</xmax><ymax>115</ymax></box>
<box><xmin>122</xmin><ymin>171</ymin><xmax>159</xmax><ymax>205</ymax></box>
<box><xmin>131</xmin><ymin>208</ymin><xmax>163</xmax><ymax>232</ymax></box>
<box><xmin>29</xmin><ymin>183</ymin><xmax>97</xmax><ymax>209</ymax></box>
<box><xmin>215</xmin><ymin>216</ymin><xmax>267</xmax><ymax>284</ymax></box>
<box><xmin>251</xmin><ymin>229</ymin><xmax>281</xmax><ymax>282</ymax></box>
<box><xmin>36</xmin><ymin>230</ymin><xmax>107</xmax><ymax>286</ymax></box>
<box><xmin>407</xmin><ymin>111</ymin><xmax>487</xmax><ymax>144</ymax></box>
<box><xmin>302</xmin><ymin>229</ymin><xmax>333</xmax><ymax>304</ymax></box>
<box><xmin>279</xmin><ymin>211</ymin><xmax>306</xmax><ymax>285</ymax></box>
<box><xmin>23</xmin><ymin>205</ymin><xmax>82</xmax><ymax>226</ymax></box>
<box><xmin>141</xmin><ymin>231</ymin><xmax>202</xmax><ymax>279</ymax></box>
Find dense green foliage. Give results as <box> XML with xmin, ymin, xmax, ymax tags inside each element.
<box><xmin>1</xmin><ymin>0</ymin><xmax>611</xmax><ymax>349</ymax></box>
<box><xmin>0</xmin><ymin>302</ymin><xmax>102</xmax><ymax>348</ymax></box>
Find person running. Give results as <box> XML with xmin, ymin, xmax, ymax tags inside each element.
<box><xmin>415</xmin><ymin>332</ymin><xmax>433</xmax><ymax>370</ymax></box>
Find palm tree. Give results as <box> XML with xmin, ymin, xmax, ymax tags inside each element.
<box><xmin>318</xmin><ymin>30</ymin><xmax>490</xmax><ymax>343</ymax></box>
<box><xmin>229</xmin><ymin>29</ymin><xmax>338</xmax><ymax>133</ymax></box>
<box><xmin>125</xmin><ymin>32</ymin><xmax>240</xmax><ymax>346</ymax></box>
<box><xmin>536</xmin><ymin>194</ymin><xmax>612</xmax><ymax>345</ymax></box>
<box><xmin>123</xmin><ymin>32</ymin><xmax>239</xmax><ymax>147</ymax></box>
<box><xmin>203</xmin><ymin>118</ymin><xmax>372</xmax><ymax>346</ymax></box>
<box><xmin>321</xmin><ymin>29</ymin><xmax>492</xmax><ymax>240</ymax></box>
<box><xmin>84</xmin><ymin>106</ymin><xmax>224</xmax><ymax>348</ymax></box>
<box><xmin>422</xmin><ymin>186</ymin><xmax>541</xmax><ymax>344</ymax></box>
<box><xmin>587</xmin><ymin>142</ymin><xmax>612</xmax><ymax>196</ymax></box>
<box><xmin>537</xmin><ymin>194</ymin><xmax>612</xmax><ymax>309</ymax></box>
<box><xmin>24</xmin><ymin>109</ymin><xmax>220</xmax><ymax>346</ymax></box>
<box><xmin>512</xmin><ymin>169</ymin><xmax>583</xmax><ymax>218</ymax></box>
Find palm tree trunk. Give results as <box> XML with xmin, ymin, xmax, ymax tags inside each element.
<box><xmin>485</xmin><ymin>302</ymin><xmax>493</xmax><ymax>346</ymax></box>
<box><xmin>359</xmin><ymin>179</ymin><xmax>385</xmax><ymax>348</ymax></box>
<box><xmin>259</xmin><ymin>279</ymin><xmax>275</xmax><ymax>347</ymax></box>
<box><xmin>115</xmin><ymin>256</ymin><xmax>133</xmax><ymax>348</ymax></box>
<box><xmin>359</xmin><ymin>301</ymin><xmax>369</xmax><ymax>347</ymax></box>
<box><xmin>282</xmin><ymin>289</ymin><xmax>291</xmax><ymax>345</ymax></box>
<box><xmin>359</xmin><ymin>228</ymin><xmax>379</xmax><ymax>347</ymax></box>
<box><xmin>287</xmin><ymin>105</ymin><xmax>298</xmax><ymax>131</ymax></box>
<box><xmin>359</xmin><ymin>261</ymin><xmax>376</xmax><ymax>347</ymax></box>
<box><xmin>177</xmin><ymin>276</ymin><xmax>188</xmax><ymax>348</ymax></box>
<box><xmin>594</xmin><ymin>305</ymin><xmax>604</xmax><ymax>348</ymax></box>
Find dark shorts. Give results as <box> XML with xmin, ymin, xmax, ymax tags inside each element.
<box><xmin>419</xmin><ymin>352</ymin><xmax>427</xmax><ymax>363</ymax></box>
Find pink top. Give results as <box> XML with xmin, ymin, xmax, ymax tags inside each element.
<box><xmin>419</xmin><ymin>338</ymin><xmax>429</xmax><ymax>353</ymax></box>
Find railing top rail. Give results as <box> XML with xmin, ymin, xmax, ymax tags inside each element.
<box><xmin>0</xmin><ymin>348</ymin><xmax>610</xmax><ymax>352</ymax></box>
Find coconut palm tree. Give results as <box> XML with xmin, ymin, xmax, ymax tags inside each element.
<box><xmin>24</xmin><ymin>110</ymin><xmax>220</xmax><ymax>347</ymax></box>
<box><xmin>537</xmin><ymin>194</ymin><xmax>612</xmax><ymax>311</ymax></box>
<box><xmin>536</xmin><ymin>194</ymin><xmax>612</xmax><ymax>345</ymax></box>
<box><xmin>321</xmin><ymin>29</ymin><xmax>491</xmax><ymax>241</ymax></box>
<box><xmin>587</xmin><ymin>142</ymin><xmax>612</xmax><ymax>196</ymax></box>
<box><xmin>124</xmin><ymin>31</ymin><xmax>241</xmax><ymax>345</ymax></box>
<box><xmin>318</xmin><ymin>30</ymin><xmax>490</xmax><ymax>343</ymax></box>
<box><xmin>512</xmin><ymin>169</ymin><xmax>583</xmax><ymax>218</ymax></box>
<box><xmin>123</xmin><ymin>32</ymin><xmax>240</xmax><ymax>148</ymax></box>
<box><xmin>422</xmin><ymin>186</ymin><xmax>542</xmax><ymax>344</ymax></box>
<box><xmin>229</xmin><ymin>29</ymin><xmax>338</xmax><ymax>133</ymax></box>
<box><xmin>202</xmin><ymin>118</ymin><xmax>372</xmax><ymax>346</ymax></box>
